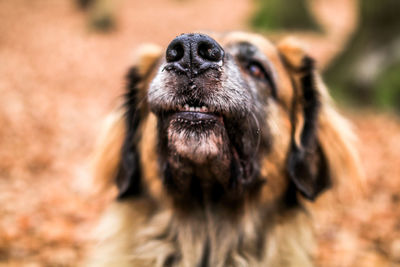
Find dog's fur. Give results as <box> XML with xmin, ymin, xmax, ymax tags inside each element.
<box><xmin>87</xmin><ymin>32</ymin><xmax>362</xmax><ymax>267</ymax></box>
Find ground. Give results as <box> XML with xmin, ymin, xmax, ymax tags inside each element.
<box><xmin>0</xmin><ymin>0</ymin><xmax>399</xmax><ymax>266</ymax></box>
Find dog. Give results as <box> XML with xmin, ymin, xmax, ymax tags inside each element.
<box><xmin>86</xmin><ymin>32</ymin><xmax>362</xmax><ymax>267</ymax></box>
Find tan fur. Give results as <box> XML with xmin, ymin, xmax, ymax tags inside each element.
<box><xmin>86</xmin><ymin>32</ymin><xmax>362</xmax><ymax>267</ymax></box>
<box><xmin>139</xmin><ymin>113</ymin><xmax>165</xmax><ymax>199</ymax></box>
<box><xmin>91</xmin><ymin>109</ymin><xmax>125</xmax><ymax>194</ymax></box>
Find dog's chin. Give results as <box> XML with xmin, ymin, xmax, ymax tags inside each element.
<box><xmin>167</xmin><ymin>111</ymin><xmax>231</xmax><ymax>165</ymax></box>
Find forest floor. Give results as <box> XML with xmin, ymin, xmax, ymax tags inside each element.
<box><xmin>0</xmin><ymin>0</ymin><xmax>399</xmax><ymax>266</ymax></box>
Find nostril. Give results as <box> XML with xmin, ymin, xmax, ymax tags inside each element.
<box><xmin>166</xmin><ymin>42</ymin><xmax>184</xmax><ymax>63</ymax></box>
<box><xmin>198</xmin><ymin>41</ymin><xmax>223</xmax><ymax>62</ymax></box>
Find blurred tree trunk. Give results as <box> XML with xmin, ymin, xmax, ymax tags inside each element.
<box><xmin>251</xmin><ymin>0</ymin><xmax>321</xmax><ymax>31</ymax></box>
<box><xmin>76</xmin><ymin>0</ymin><xmax>116</xmax><ymax>32</ymax></box>
<box><xmin>325</xmin><ymin>0</ymin><xmax>400</xmax><ymax>110</ymax></box>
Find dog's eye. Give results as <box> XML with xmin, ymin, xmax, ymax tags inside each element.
<box><xmin>247</xmin><ymin>61</ymin><xmax>267</xmax><ymax>80</ymax></box>
<box><xmin>245</xmin><ymin>60</ymin><xmax>276</xmax><ymax>98</ymax></box>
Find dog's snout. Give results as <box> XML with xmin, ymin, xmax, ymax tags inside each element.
<box><xmin>165</xmin><ymin>33</ymin><xmax>224</xmax><ymax>76</ymax></box>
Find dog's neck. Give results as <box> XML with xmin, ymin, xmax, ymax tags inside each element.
<box><xmin>92</xmin><ymin>198</ymin><xmax>315</xmax><ymax>267</ymax></box>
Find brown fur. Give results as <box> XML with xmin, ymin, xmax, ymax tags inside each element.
<box><xmin>86</xmin><ymin>32</ymin><xmax>362</xmax><ymax>267</ymax></box>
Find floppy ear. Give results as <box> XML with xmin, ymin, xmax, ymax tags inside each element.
<box><xmin>115</xmin><ymin>67</ymin><xmax>145</xmax><ymax>199</ymax></box>
<box><xmin>91</xmin><ymin>44</ymin><xmax>162</xmax><ymax>199</ymax></box>
<box><xmin>278</xmin><ymin>38</ymin><xmax>363</xmax><ymax>201</ymax></box>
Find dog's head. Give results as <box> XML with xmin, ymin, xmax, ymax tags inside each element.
<box><xmin>94</xmin><ymin>32</ymin><xmax>361</xmax><ymax>209</ymax></box>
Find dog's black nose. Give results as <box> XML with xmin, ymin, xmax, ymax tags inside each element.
<box><xmin>165</xmin><ymin>33</ymin><xmax>224</xmax><ymax>76</ymax></box>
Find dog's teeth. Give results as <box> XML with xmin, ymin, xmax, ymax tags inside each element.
<box><xmin>184</xmin><ymin>104</ymin><xmax>189</xmax><ymax>111</ymax></box>
<box><xmin>189</xmin><ymin>107</ymin><xmax>195</xmax><ymax>112</ymax></box>
<box><xmin>201</xmin><ymin>106</ymin><xmax>208</xmax><ymax>112</ymax></box>
<box><xmin>195</xmin><ymin>107</ymin><xmax>201</xmax><ymax>112</ymax></box>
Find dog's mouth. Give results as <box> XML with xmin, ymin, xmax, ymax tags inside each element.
<box><xmin>158</xmin><ymin>99</ymin><xmax>227</xmax><ymax>132</ymax></box>
<box><xmin>170</xmin><ymin>104</ymin><xmax>224</xmax><ymax>126</ymax></box>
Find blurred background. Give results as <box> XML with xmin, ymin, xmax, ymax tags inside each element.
<box><xmin>0</xmin><ymin>0</ymin><xmax>399</xmax><ymax>266</ymax></box>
